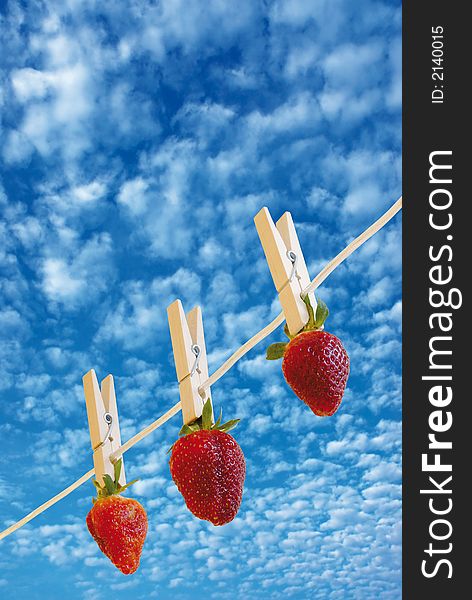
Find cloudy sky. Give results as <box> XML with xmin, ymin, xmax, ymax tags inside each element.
<box><xmin>0</xmin><ymin>1</ymin><xmax>402</xmax><ymax>598</ymax></box>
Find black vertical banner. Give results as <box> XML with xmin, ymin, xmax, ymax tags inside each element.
<box><xmin>403</xmin><ymin>3</ymin><xmax>467</xmax><ymax>598</ymax></box>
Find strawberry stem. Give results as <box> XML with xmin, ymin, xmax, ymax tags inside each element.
<box><xmin>91</xmin><ymin>459</ymin><xmax>139</xmax><ymax>500</ymax></box>
<box><xmin>267</xmin><ymin>296</ymin><xmax>329</xmax><ymax>358</ymax></box>
<box><xmin>169</xmin><ymin>399</ymin><xmax>240</xmax><ymax>453</ymax></box>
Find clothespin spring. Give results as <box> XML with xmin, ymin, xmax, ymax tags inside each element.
<box><xmin>278</xmin><ymin>249</ymin><xmax>299</xmax><ymax>295</ymax></box>
<box><xmin>190</xmin><ymin>344</ymin><xmax>209</xmax><ymax>401</ymax></box>
<box><xmin>92</xmin><ymin>412</ymin><xmax>113</xmax><ymax>452</ymax></box>
<box><xmin>190</xmin><ymin>344</ymin><xmax>201</xmax><ymax>376</ymax></box>
<box><xmin>178</xmin><ymin>343</ymin><xmax>202</xmax><ymax>382</ymax></box>
<box><xmin>178</xmin><ymin>342</ymin><xmax>206</xmax><ymax>401</ymax></box>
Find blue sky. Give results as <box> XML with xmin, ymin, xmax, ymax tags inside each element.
<box><xmin>0</xmin><ymin>1</ymin><xmax>402</xmax><ymax>598</ymax></box>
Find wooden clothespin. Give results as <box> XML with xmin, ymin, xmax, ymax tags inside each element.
<box><xmin>83</xmin><ymin>370</ymin><xmax>126</xmax><ymax>486</ymax></box>
<box><xmin>167</xmin><ymin>300</ymin><xmax>212</xmax><ymax>425</ymax></box>
<box><xmin>254</xmin><ymin>207</ymin><xmax>317</xmax><ymax>336</ymax></box>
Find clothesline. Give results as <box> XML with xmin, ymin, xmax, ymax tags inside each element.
<box><xmin>0</xmin><ymin>196</ymin><xmax>402</xmax><ymax>542</ymax></box>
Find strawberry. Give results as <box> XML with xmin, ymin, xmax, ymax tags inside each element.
<box><xmin>266</xmin><ymin>297</ymin><xmax>349</xmax><ymax>416</ymax></box>
<box><xmin>169</xmin><ymin>399</ymin><xmax>245</xmax><ymax>526</ymax></box>
<box><xmin>86</xmin><ymin>460</ymin><xmax>147</xmax><ymax>575</ymax></box>
<box><xmin>282</xmin><ymin>330</ymin><xmax>349</xmax><ymax>416</ymax></box>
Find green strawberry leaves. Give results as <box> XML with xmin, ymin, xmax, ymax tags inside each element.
<box><xmin>266</xmin><ymin>342</ymin><xmax>288</xmax><ymax>360</ymax></box>
<box><xmin>303</xmin><ymin>293</ymin><xmax>316</xmax><ymax>331</ymax></box>
<box><xmin>91</xmin><ymin>458</ymin><xmax>139</xmax><ymax>501</ymax></box>
<box><xmin>299</xmin><ymin>294</ymin><xmax>329</xmax><ymax>332</ymax></box>
<box><xmin>114</xmin><ymin>458</ymin><xmax>122</xmax><ymax>485</ymax></box>
<box><xmin>178</xmin><ymin>423</ymin><xmax>200</xmax><ymax>436</ymax></box>
<box><xmin>103</xmin><ymin>474</ymin><xmax>116</xmax><ymax>496</ymax></box>
<box><xmin>169</xmin><ymin>399</ymin><xmax>240</xmax><ymax>453</ymax></box>
<box><xmin>314</xmin><ymin>298</ymin><xmax>329</xmax><ymax>329</ymax></box>
<box><xmin>218</xmin><ymin>419</ymin><xmax>240</xmax><ymax>433</ymax></box>
<box><xmin>181</xmin><ymin>398</ymin><xmax>240</xmax><ymax>434</ymax></box>
<box><xmin>201</xmin><ymin>397</ymin><xmax>213</xmax><ymax>430</ymax></box>
<box><xmin>266</xmin><ymin>295</ymin><xmax>329</xmax><ymax>359</ymax></box>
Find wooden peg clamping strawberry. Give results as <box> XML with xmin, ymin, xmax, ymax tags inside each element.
<box><xmin>254</xmin><ymin>207</ymin><xmax>349</xmax><ymax>416</ymax></box>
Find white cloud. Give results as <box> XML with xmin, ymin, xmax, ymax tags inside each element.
<box><xmin>246</xmin><ymin>92</ymin><xmax>320</xmax><ymax>136</ymax></box>
<box><xmin>323</xmin><ymin>42</ymin><xmax>383</xmax><ymax>90</ymax></box>
<box><xmin>117</xmin><ymin>177</ymin><xmax>149</xmax><ymax>216</ymax></box>
<box><xmin>16</xmin><ymin>63</ymin><xmax>93</xmax><ymax>159</ymax></box>
<box><xmin>270</xmin><ymin>0</ymin><xmax>335</xmax><ymax>26</ymax></box>
<box><xmin>0</xmin><ymin>307</ymin><xmax>29</xmax><ymax>338</ymax></box>
<box><xmin>284</xmin><ymin>41</ymin><xmax>319</xmax><ymax>79</ymax></box>
<box><xmin>11</xmin><ymin>68</ymin><xmax>53</xmax><ymax>102</ymax></box>
<box><xmin>71</xmin><ymin>181</ymin><xmax>106</xmax><ymax>204</ymax></box>
<box><xmin>174</xmin><ymin>101</ymin><xmax>236</xmax><ymax>144</ymax></box>
<box><xmin>365</xmin><ymin>276</ymin><xmax>395</xmax><ymax>308</ymax></box>
<box><xmin>2</xmin><ymin>129</ymin><xmax>34</xmax><ymax>165</ymax></box>
<box><xmin>364</xmin><ymin>461</ymin><xmax>401</xmax><ymax>483</ymax></box>
<box><xmin>40</xmin><ymin>233</ymin><xmax>114</xmax><ymax>309</ymax></box>
<box><xmin>42</xmin><ymin>258</ymin><xmax>84</xmax><ymax>301</ymax></box>
<box><xmin>238</xmin><ymin>353</ymin><xmax>280</xmax><ymax>381</ymax></box>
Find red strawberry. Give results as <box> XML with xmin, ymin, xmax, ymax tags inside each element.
<box><xmin>169</xmin><ymin>400</ymin><xmax>245</xmax><ymax>526</ymax></box>
<box><xmin>86</xmin><ymin>460</ymin><xmax>147</xmax><ymax>574</ymax></box>
<box><xmin>282</xmin><ymin>330</ymin><xmax>349</xmax><ymax>416</ymax></box>
<box><xmin>267</xmin><ymin>297</ymin><xmax>350</xmax><ymax>416</ymax></box>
